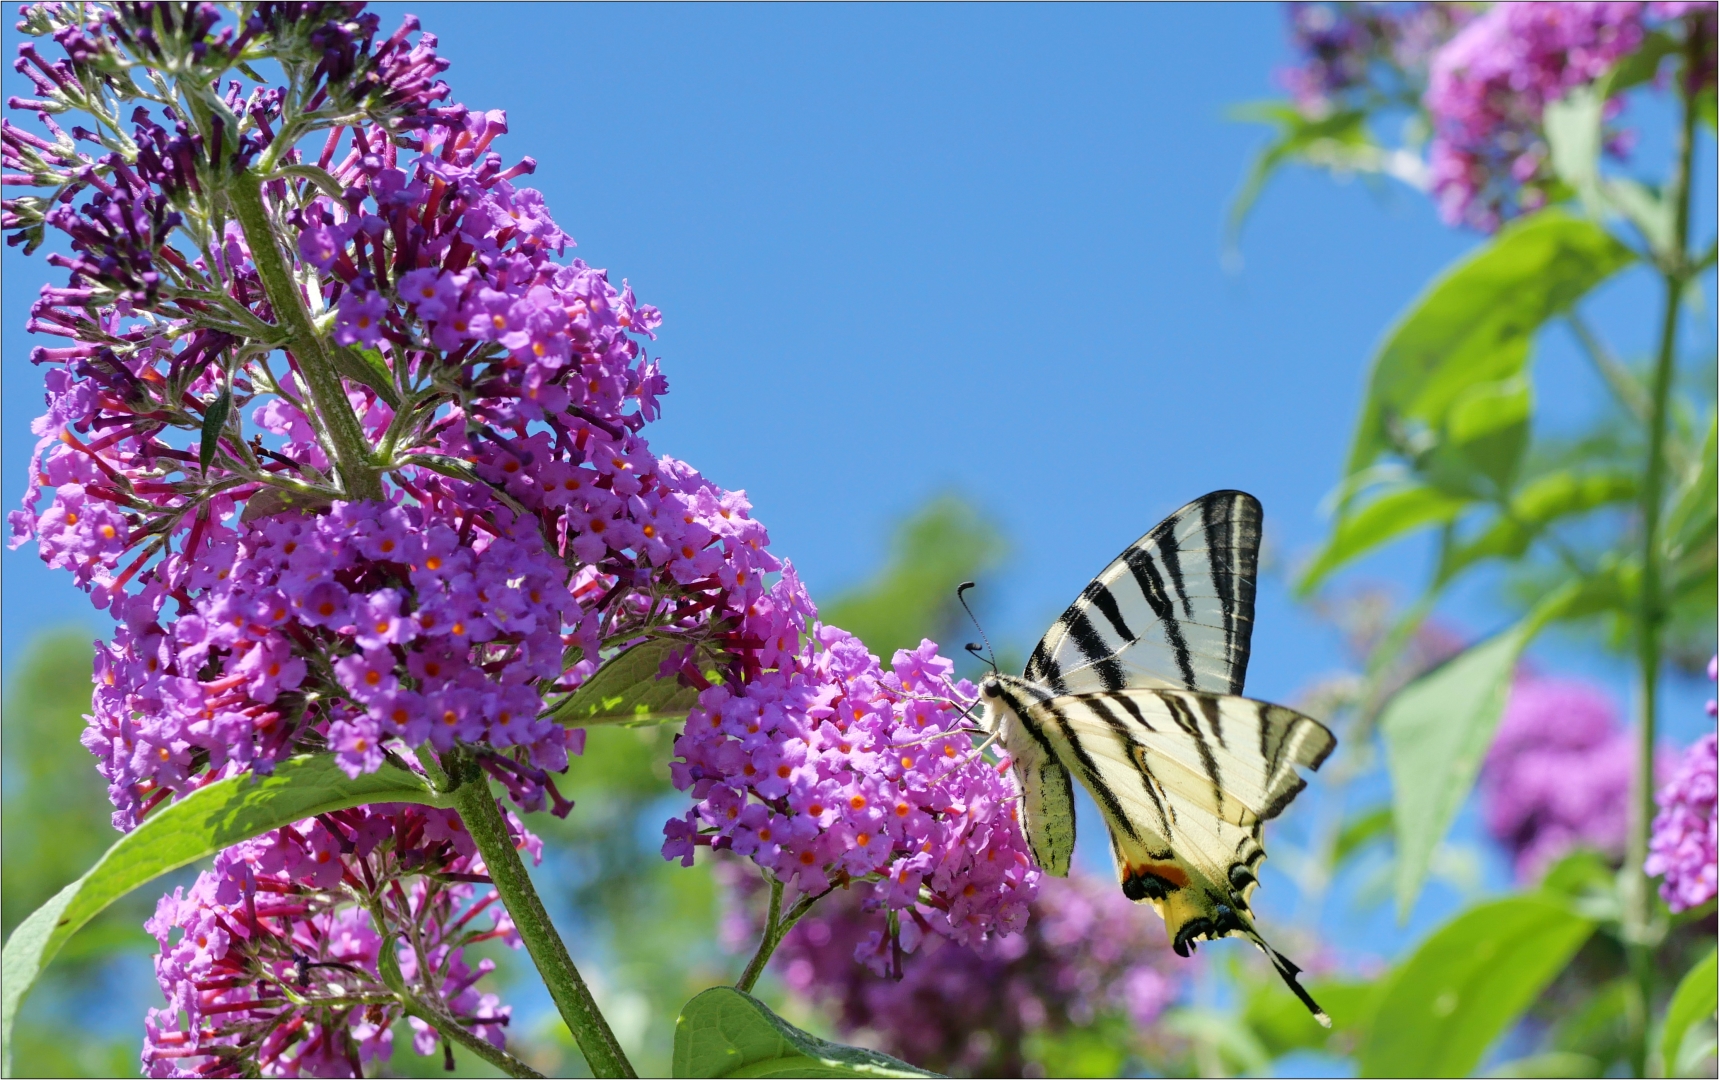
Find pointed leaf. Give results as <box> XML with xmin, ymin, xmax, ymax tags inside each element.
<box><xmin>673</xmin><ymin>986</ymin><xmax>938</xmax><ymax>1078</ymax></box>
<box><xmin>1358</xmin><ymin>896</ymin><xmax>1595</xmax><ymax>1078</ymax></box>
<box><xmin>1661</xmin><ymin>947</ymin><xmax>1717</xmax><ymax>1077</ymax></box>
<box><xmin>1545</xmin><ymin>87</ymin><xmax>1605</xmax><ymax>213</ymax></box>
<box><xmin>1343</xmin><ymin>211</ymin><xmax>1634</xmax><ymax>483</ymax></box>
<box><xmin>1441</xmin><ymin>471</ymin><xmax>1637</xmax><ymax>582</ymax></box>
<box><xmin>1</xmin><ymin>755</ymin><xmax>442</xmax><ymax>1070</ymax></box>
<box><xmin>199</xmin><ymin>389</ymin><xmax>232</xmax><ymax>472</ymax></box>
<box><xmin>1383</xmin><ymin>582</ymin><xmax>1578</xmax><ymax>916</ymax></box>
<box><xmin>1297</xmin><ymin>484</ymin><xmax>1469</xmax><ymax>594</ymax></box>
<box><xmin>546</xmin><ymin>637</ymin><xmax>707</xmax><ymax>727</ymax></box>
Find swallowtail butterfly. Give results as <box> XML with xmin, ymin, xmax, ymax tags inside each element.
<box><xmin>978</xmin><ymin>490</ymin><xmax>1335</xmax><ymax>1026</ymax></box>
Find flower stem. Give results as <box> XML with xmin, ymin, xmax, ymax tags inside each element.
<box><xmin>1624</xmin><ymin>31</ymin><xmax>1699</xmax><ymax>1076</ymax></box>
<box><xmin>398</xmin><ymin>996</ymin><xmax>546</xmax><ymax>1079</ymax></box>
<box><xmin>228</xmin><ymin>171</ymin><xmax>383</xmax><ymax>502</ymax></box>
<box><xmin>735</xmin><ymin>876</ymin><xmax>821</xmax><ymax>994</ymax></box>
<box><xmin>443</xmin><ymin>751</ymin><xmax>637</xmax><ymax>1078</ymax></box>
<box><xmin>736</xmin><ymin>877</ymin><xmax>785</xmax><ymax>993</ymax></box>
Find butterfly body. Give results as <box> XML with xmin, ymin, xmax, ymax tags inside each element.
<box><xmin>981</xmin><ymin>491</ymin><xmax>1335</xmax><ymax>1026</ymax></box>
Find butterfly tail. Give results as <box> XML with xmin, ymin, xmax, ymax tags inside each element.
<box><xmin>1247</xmin><ymin>930</ymin><xmax>1331</xmax><ymax>1029</ymax></box>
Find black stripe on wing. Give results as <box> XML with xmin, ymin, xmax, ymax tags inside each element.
<box><xmin>1195</xmin><ymin>490</ymin><xmax>1261</xmax><ymax>694</ymax></box>
<box><xmin>1024</xmin><ymin>491</ymin><xmax>1262</xmax><ymax>696</ymax></box>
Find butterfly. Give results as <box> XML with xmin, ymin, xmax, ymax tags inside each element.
<box><xmin>976</xmin><ymin>490</ymin><xmax>1335</xmax><ymax>1026</ymax></box>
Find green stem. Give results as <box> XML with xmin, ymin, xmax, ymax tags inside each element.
<box><xmin>444</xmin><ymin>751</ymin><xmax>637</xmax><ymax>1078</ymax></box>
<box><xmin>735</xmin><ymin>878</ymin><xmax>785</xmax><ymax>993</ymax></box>
<box><xmin>735</xmin><ymin>877</ymin><xmax>820</xmax><ymax>994</ymax></box>
<box><xmin>227</xmin><ymin>171</ymin><xmax>383</xmax><ymax>501</ymax></box>
<box><xmin>398</xmin><ymin>995</ymin><xmax>546</xmax><ymax>1079</ymax></box>
<box><xmin>1624</xmin><ymin>33</ymin><xmax>1699</xmax><ymax>1078</ymax></box>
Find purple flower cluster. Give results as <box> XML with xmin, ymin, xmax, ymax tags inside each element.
<box><xmin>665</xmin><ymin>638</ymin><xmax>1038</xmax><ymax>951</ymax></box>
<box><xmin>1645</xmin><ymin>660</ymin><xmax>1718</xmax><ymax>911</ymax></box>
<box><xmin>1279</xmin><ymin>2</ymin><xmax>1469</xmax><ymax>116</ymax></box>
<box><xmin>722</xmin><ymin>863</ymin><xmax>1180</xmax><ymax>1077</ymax></box>
<box><xmin>4</xmin><ymin>2</ymin><xmax>791</xmax><ymax>825</ymax></box>
<box><xmin>1423</xmin><ymin>2</ymin><xmax>1715</xmax><ymax>230</ymax></box>
<box><xmin>1479</xmin><ymin>674</ymin><xmax>1654</xmax><ymax>881</ymax></box>
<box><xmin>142</xmin><ymin>801</ymin><xmax>534</xmax><ymax>1078</ymax></box>
<box><xmin>84</xmin><ymin>499</ymin><xmax>585</xmax><ymax>829</ymax></box>
<box><xmin>4</xmin><ymin>3</ymin><xmax>1048</xmax><ymax>1064</ymax></box>
<box><xmin>1646</xmin><ymin>731</ymin><xmax>1717</xmax><ymax>911</ymax></box>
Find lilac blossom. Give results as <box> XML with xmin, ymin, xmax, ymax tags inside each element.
<box><xmin>720</xmin><ymin>860</ymin><xmax>1182</xmax><ymax>1077</ymax></box>
<box><xmin>665</xmin><ymin>636</ymin><xmax>1039</xmax><ymax>955</ymax></box>
<box><xmin>141</xmin><ymin>802</ymin><xmax>533</xmax><ymax>1078</ymax></box>
<box><xmin>1279</xmin><ymin>2</ymin><xmax>1469</xmax><ymax>116</ymax></box>
<box><xmin>1479</xmin><ymin>674</ymin><xmax>1670</xmax><ymax>881</ymax></box>
<box><xmin>5</xmin><ymin>6</ymin><xmax>1050</xmax><ymax>1067</ymax></box>
<box><xmin>1645</xmin><ymin>661</ymin><xmax>1718</xmax><ymax>911</ymax></box>
<box><xmin>2</xmin><ymin>2</ymin><xmax>789</xmax><ymax>829</ymax></box>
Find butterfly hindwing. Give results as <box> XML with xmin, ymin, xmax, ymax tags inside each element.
<box><xmin>1025</xmin><ymin>490</ymin><xmax>1261</xmax><ymax>697</ymax></box>
<box><xmin>989</xmin><ymin>679</ymin><xmax>1334</xmax><ymax>1025</ymax></box>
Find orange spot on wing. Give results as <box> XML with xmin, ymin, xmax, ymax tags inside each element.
<box><xmin>1137</xmin><ymin>863</ymin><xmax>1189</xmax><ymax>889</ymax></box>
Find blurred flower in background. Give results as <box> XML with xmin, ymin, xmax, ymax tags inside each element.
<box><xmin>1279</xmin><ymin>1</ymin><xmax>1468</xmax><ymax>116</ymax></box>
<box><xmin>1270</xmin><ymin>1</ymin><xmax>1718</xmax><ymax>232</ymax></box>
<box><xmin>718</xmin><ymin>857</ymin><xmax>1185</xmax><ymax>1077</ymax></box>
<box><xmin>1480</xmin><ymin>675</ymin><xmax>1640</xmax><ymax>882</ymax></box>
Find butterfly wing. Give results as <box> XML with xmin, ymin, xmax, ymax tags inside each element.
<box><xmin>1011</xmin><ymin>685</ymin><xmax>1334</xmax><ymax>1025</ymax></box>
<box><xmin>997</xmin><ymin>701</ymin><xmax>1077</xmax><ymax>876</ymax></box>
<box><xmin>1025</xmin><ymin>490</ymin><xmax>1262</xmax><ymax>697</ymax></box>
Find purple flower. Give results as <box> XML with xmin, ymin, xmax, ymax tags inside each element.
<box><xmin>722</xmin><ymin>861</ymin><xmax>1184</xmax><ymax>1076</ymax></box>
<box><xmin>666</xmin><ymin>625</ymin><xmax>1039</xmax><ymax>961</ymax></box>
<box><xmin>141</xmin><ymin>802</ymin><xmax>531</xmax><ymax>1078</ymax></box>
<box><xmin>333</xmin><ymin>288</ymin><xmax>389</xmax><ymax>348</ymax></box>
<box><xmin>1426</xmin><ymin>3</ymin><xmax>1650</xmax><ymax>231</ymax></box>
<box><xmin>1278</xmin><ymin>3</ymin><xmax>1469</xmax><ymax>116</ymax></box>
<box><xmin>1644</xmin><ymin>670</ymin><xmax>1718</xmax><ymax>912</ymax></box>
<box><xmin>1481</xmin><ymin>673</ymin><xmax>1667</xmax><ymax>881</ymax></box>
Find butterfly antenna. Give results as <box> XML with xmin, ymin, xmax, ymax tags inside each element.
<box><xmin>956</xmin><ymin>581</ymin><xmax>999</xmax><ymax>674</ymax></box>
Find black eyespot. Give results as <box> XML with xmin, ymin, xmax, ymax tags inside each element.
<box><xmin>1174</xmin><ymin>917</ymin><xmax>1215</xmax><ymax>958</ymax></box>
<box><xmin>1121</xmin><ymin>870</ymin><xmax>1175</xmax><ymax>903</ymax></box>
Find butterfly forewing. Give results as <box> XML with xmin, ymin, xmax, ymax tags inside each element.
<box><xmin>1025</xmin><ymin>490</ymin><xmax>1261</xmax><ymax>696</ymax></box>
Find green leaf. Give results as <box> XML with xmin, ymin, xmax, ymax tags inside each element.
<box><xmin>1333</xmin><ymin>806</ymin><xmax>1394</xmax><ymax>865</ymax></box>
<box><xmin>1482</xmin><ymin>1051</ymin><xmax>1603</xmax><ymax>1077</ymax></box>
<box><xmin>1226</xmin><ymin>103</ymin><xmax>1378</xmax><ymax>252</ymax></box>
<box><xmin>1441</xmin><ymin>471</ymin><xmax>1638</xmax><ymax>582</ymax></box>
<box><xmin>1596</xmin><ymin>29</ymin><xmax>1679</xmax><ymax>99</ymax></box>
<box><xmin>1603</xmin><ymin>177</ymin><xmax>1675</xmax><ymax>258</ymax></box>
<box><xmin>1665</xmin><ymin>415</ymin><xmax>1717</xmax><ymax>591</ymax></box>
<box><xmin>330</xmin><ymin>345</ymin><xmax>400</xmax><ymax>407</ymax></box>
<box><xmin>1382</xmin><ymin>582</ymin><xmax>1578</xmax><ymax>916</ymax></box>
<box><xmin>199</xmin><ymin>389</ymin><xmax>232</xmax><ymax>472</ymax></box>
<box><xmin>1298</xmin><ymin>484</ymin><xmax>1469</xmax><ymax>594</ymax></box>
<box><xmin>1245</xmin><ymin>979</ymin><xmax>1378</xmax><ymax>1058</ymax></box>
<box><xmin>1536</xmin><ymin>849</ymin><xmax>1615</xmax><ymax>901</ymax></box>
<box><xmin>1</xmin><ymin>755</ymin><xmax>442</xmax><ymax>1073</ymax></box>
<box><xmin>1427</xmin><ymin>374</ymin><xmax>1534</xmax><ymax>494</ymax></box>
<box><xmin>1544</xmin><ymin>86</ymin><xmax>1604</xmax><ymax>212</ymax></box>
<box><xmin>1343</xmin><ymin>211</ymin><xmax>1635</xmax><ymax>483</ymax></box>
<box><xmin>545</xmin><ymin>637</ymin><xmax>708</xmax><ymax>727</ymax></box>
<box><xmin>239</xmin><ymin>485</ymin><xmax>335</xmax><ymax>523</ymax></box>
<box><xmin>1661</xmin><ymin>947</ymin><xmax>1717</xmax><ymax>1077</ymax></box>
<box><xmin>1357</xmin><ymin>896</ymin><xmax>1596</xmax><ymax>1078</ymax></box>
<box><xmin>672</xmin><ymin>986</ymin><xmax>938</xmax><ymax>1078</ymax></box>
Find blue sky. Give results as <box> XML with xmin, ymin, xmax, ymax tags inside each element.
<box><xmin>3</xmin><ymin>1</ymin><xmax>1713</xmax><ymax>982</ymax></box>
